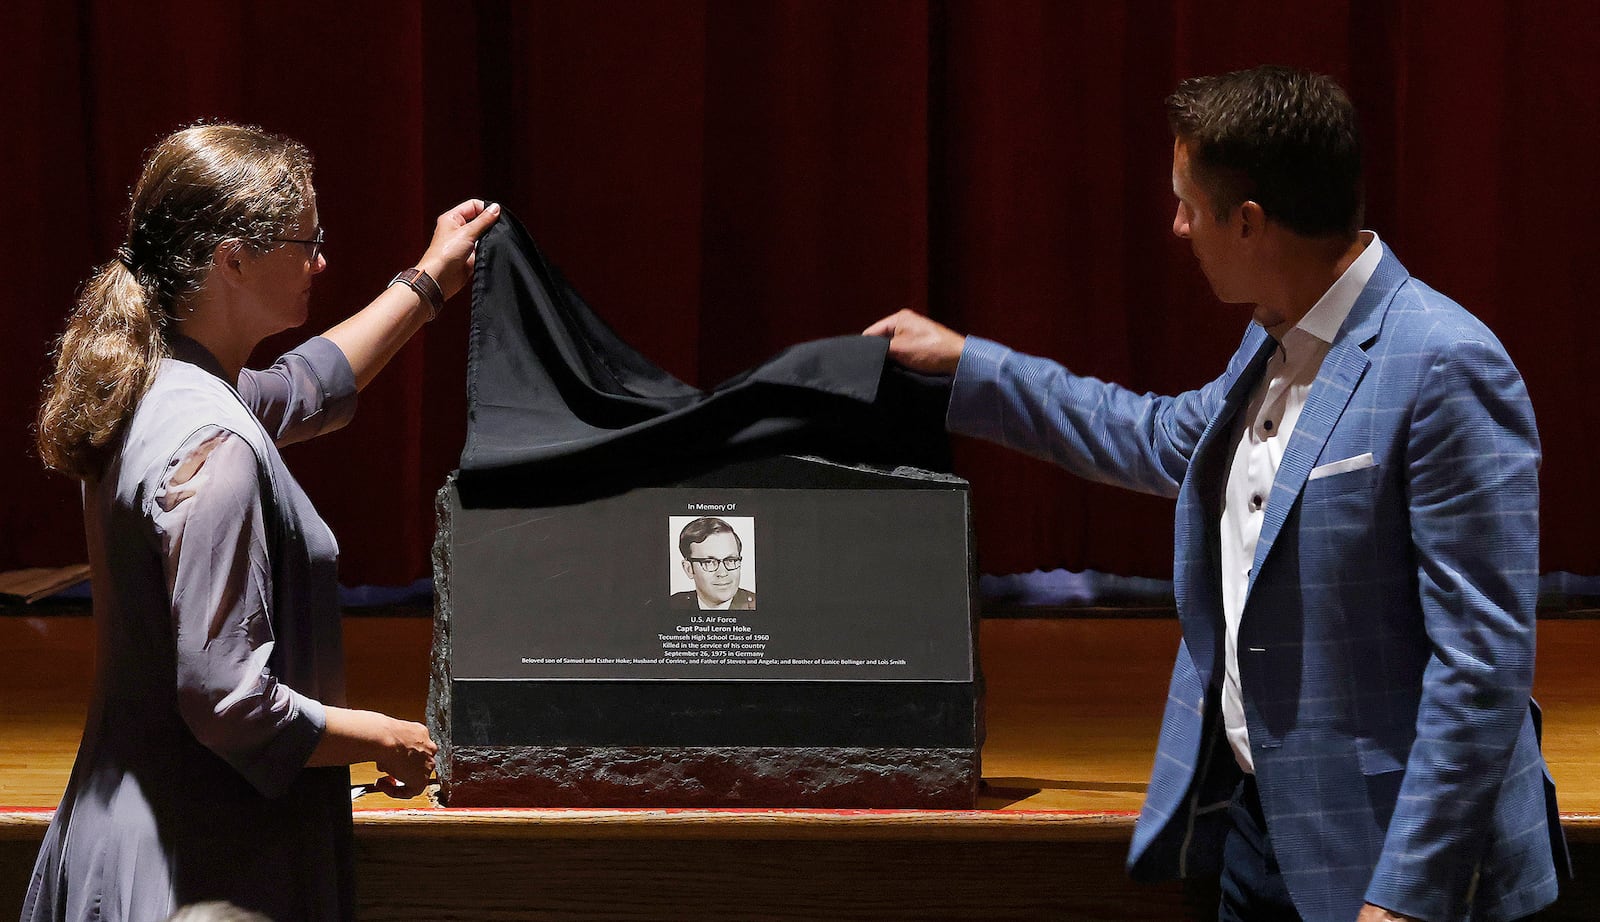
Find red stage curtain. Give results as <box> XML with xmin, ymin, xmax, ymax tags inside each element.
<box><xmin>4</xmin><ymin>1</ymin><xmax>1596</xmax><ymax>585</ymax></box>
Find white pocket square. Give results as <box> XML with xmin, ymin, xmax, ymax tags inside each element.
<box><xmin>1309</xmin><ymin>452</ymin><xmax>1375</xmax><ymax>481</ymax></box>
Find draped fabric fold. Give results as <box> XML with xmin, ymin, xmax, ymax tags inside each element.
<box><xmin>457</xmin><ymin>211</ymin><xmax>952</xmax><ymax>504</ymax></box>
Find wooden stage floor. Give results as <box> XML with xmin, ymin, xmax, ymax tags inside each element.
<box><xmin>3</xmin><ymin>614</ymin><xmax>1596</xmax><ymax>919</ymax></box>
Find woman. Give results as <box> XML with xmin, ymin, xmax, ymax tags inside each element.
<box><xmin>24</xmin><ymin>123</ymin><xmax>499</xmax><ymax>920</ymax></box>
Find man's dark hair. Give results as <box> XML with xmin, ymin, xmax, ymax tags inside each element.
<box><xmin>678</xmin><ymin>516</ymin><xmax>741</xmax><ymax>558</ymax></box>
<box><xmin>1166</xmin><ymin>65</ymin><xmax>1363</xmax><ymax>238</ymax></box>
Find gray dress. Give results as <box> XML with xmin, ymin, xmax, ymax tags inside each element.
<box><xmin>23</xmin><ymin>335</ymin><xmax>360</xmax><ymax>921</ymax></box>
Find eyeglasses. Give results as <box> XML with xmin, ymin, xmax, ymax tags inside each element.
<box><xmin>687</xmin><ymin>556</ymin><xmax>743</xmax><ymax>573</ymax></box>
<box><xmin>271</xmin><ymin>225</ymin><xmax>324</xmax><ymax>262</ymax></box>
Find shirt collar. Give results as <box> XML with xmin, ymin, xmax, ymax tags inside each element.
<box><xmin>1293</xmin><ymin>230</ymin><xmax>1382</xmax><ymax>345</ymax></box>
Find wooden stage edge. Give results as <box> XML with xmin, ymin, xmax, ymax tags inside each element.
<box><xmin>4</xmin><ymin>616</ymin><xmax>1598</xmax><ymax>920</ymax></box>
<box><xmin>6</xmin><ymin>808</ymin><xmax>1600</xmax><ymax>843</ymax></box>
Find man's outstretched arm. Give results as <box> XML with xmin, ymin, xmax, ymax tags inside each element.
<box><xmin>865</xmin><ymin>309</ymin><xmax>1243</xmax><ymax>498</ymax></box>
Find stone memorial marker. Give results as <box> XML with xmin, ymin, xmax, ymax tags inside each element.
<box><xmin>429</xmin><ymin>454</ymin><xmax>980</xmax><ymax>807</ymax></box>
<box><xmin>430</xmin><ymin>212</ymin><xmax>975</xmax><ymax>807</ymax></box>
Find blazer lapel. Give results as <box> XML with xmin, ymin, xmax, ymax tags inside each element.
<box><xmin>1246</xmin><ymin>341</ymin><xmax>1369</xmax><ymax>585</ymax></box>
<box><xmin>1173</xmin><ymin>327</ymin><xmax>1277</xmax><ymax>685</ymax></box>
<box><xmin>1216</xmin><ymin>330</ymin><xmax>1279</xmax><ymax>430</ymax></box>
<box><xmin>1192</xmin><ymin>324</ymin><xmax>1279</xmax><ymax>470</ymax></box>
<box><xmin>1245</xmin><ymin>243</ymin><xmax>1407</xmax><ymax>591</ymax></box>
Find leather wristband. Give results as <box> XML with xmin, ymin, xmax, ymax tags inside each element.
<box><xmin>389</xmin><ymin>267</ymin><xmax>446</xmax><ymax>321</ymax></box>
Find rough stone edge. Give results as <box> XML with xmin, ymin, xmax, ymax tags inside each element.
<box><xmin>965</xmin><ymin>484</ymin><xmax>987</xmax><ymax>750</ymax></box>
<box><xmin>787</xmin><ymin>454</ymin><xmax>968</xmax><ymax>485</ymax></box>
<box><xmin>426</xmin><ymin>473</ymin><xmax>457</xmax><ymax>788</ymax></box>
<box><xmin>440</xmin><ymin>746</ymin><xmax>980</xmax><ymax>809</ymax></box>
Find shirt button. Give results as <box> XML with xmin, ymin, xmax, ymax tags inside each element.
<box><xmin>1263</xmin><ymin>419</ymin><xmax>1274</xmax><ymax>431</ymax></box>
<box><xmin>1251</xmin><ymin>494</ymin><xmax>1263</xmax><ymax>509</ymax></box>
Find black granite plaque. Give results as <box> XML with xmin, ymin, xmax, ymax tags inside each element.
<box><xmin>430</xmin><ymin>455</ymin><xmax>982</xmax><ymax>807</ymax></box>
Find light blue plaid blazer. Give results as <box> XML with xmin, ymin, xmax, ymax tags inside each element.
<box><xmin>948</xmin><ymin>244</ymin><xmax>1567</xmax><ymax>922</ymax></box>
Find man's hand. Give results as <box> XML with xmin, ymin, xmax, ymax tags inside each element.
<box><xmin>862</xmin><ymin>309</ymin><xmax>966</xmax><ymax>376</ymax></box>
<box><xmin>1358</xmin><ymin>903</ymin><xmax>1420</xmax><ymax>922</ymax></box>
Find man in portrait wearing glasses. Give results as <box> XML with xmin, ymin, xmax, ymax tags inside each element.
<box><xmin>671</xmin><ymin>516</ymin><xmax>756</xmax><ymax>610</ymax></box>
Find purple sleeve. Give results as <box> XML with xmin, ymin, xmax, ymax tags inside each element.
<box><xmin>150</xmin><ymin>427</ymin><xmax>326</xmax><ymax>798</ymax></box>
<box><xmin>235</xmin><ymin>336</ymin><xmax>357</xmax><ymax>446</ymax></box>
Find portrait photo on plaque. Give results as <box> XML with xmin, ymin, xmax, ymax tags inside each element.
<box><xmin>668</xmin><ymin>514</ymin><xmax>757</xmax><ymax>610</ymax></box>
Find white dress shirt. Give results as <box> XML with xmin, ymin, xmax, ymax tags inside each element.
<box><xmin>1220</xmin><ymin>231</ymin><xmax>1382</xmax><ymax>773</ymax></box>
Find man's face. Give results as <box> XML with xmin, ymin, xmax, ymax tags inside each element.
<box><xmin>682</xmin><ymin>531</ymin><xmax>741</xmax><ymax>604</ymax></box>
<box><xmin>1171</xmin><ymin>140</ymin><xmax>1249</xmax><ymax>304</ymax></box>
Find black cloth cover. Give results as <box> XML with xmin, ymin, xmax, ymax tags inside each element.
<box><xmin>457</xmin><ymin>211</ymin><xmax>951</xmax><ymax>506</ymax></box>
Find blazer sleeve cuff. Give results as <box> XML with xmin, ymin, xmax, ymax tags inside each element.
<box><xmin>947</xmin><ymin>336</ymin><xmax>1010</xmax><ymax>440</ymax></box>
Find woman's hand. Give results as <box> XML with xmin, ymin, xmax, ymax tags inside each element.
<box><xmin>416</xmin><ymin>199</ymin><xmax>502</xmax><ymax>301</ymax></box>
<box><xmin>310</xmin><ymin>707</ymin><xmax>438</xmax><ymax>797</ymax></box>
<box><xmin>373</xmin><ymin>717</ymin><xmax>437</xmax><ymax>796</ymax></box>
<box><xmin>321</xmin><ymin>198</ymin><xmax>501</xmax><ymax>391</ymax></box>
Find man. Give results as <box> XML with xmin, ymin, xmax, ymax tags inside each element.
<box><xmin>671</xmin><ymin>516</ymin><xmax>756</xmax><ymax>610</ymax></box>
<box><xmin>866</xmin><ymin>66</ymin><xmax>1565</xmax><ymax>922</ymax></box>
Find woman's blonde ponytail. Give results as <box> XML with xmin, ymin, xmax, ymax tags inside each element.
<box><xmin>36</xmin><ymin>261</ymin><xmax>168</xmax><ymax>478</ymax></box>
